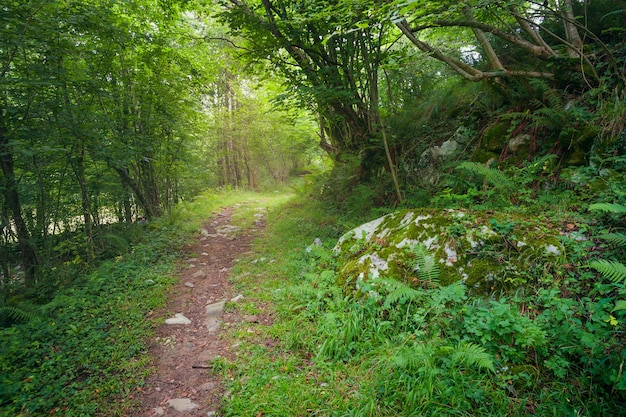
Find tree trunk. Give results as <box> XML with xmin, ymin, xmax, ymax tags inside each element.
<box><xmin>71</xmin><ymin>147</ymin><xmax>94</xmax><ymax>260</ymax></box>
<box><xmin>122</xmin><ymin>183</ymin><xmax>133</xmax><ymax>222</ymax></box>
<box><xmin>561</xmin><ymin>0</ymin><xmax>584</xmax><ymax>58</ymax></box>
<box><xmin>113</xmin><ymin>166</ymin><xmax>160</xmax><ymax>220</ymax></box>
<box><xmin>464</xmin><ymin>6</ymin><xmax>504</xmax><ymax>71</ymax></box>
<box><xmin>0</xmin><ymin>123</ymin><xmax>39</xmax><ymax>284</ymax></box>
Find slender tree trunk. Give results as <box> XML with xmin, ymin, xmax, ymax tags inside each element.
<box><xmin>0</xmin><ymin>209</ymin><xmax>12</xmax><ymax>289</ymax></box>
<box><xmin>464</xmin><ymin>6</ymin><xmax>504</xmax><ymax>71</ymax></box>
<box><xmin>71</xmin><ymin>147</ymin><xmax>94</xmax><ymax>259</ymax></box>
<box><xmin>122</xmin><ymin>183</ymin><xmax>133</xmax><ymax>222</ymax></box>
<box><xmin>0</xmin><ymin>123</ymin><xmax>39</xmax><ymax>284</ymax></box>
<box><xmin>382</xmin><ymin>127</ymin><xmax>402</xmax><ymax>204</ymax></box>
<box><xmin>113</xmin><ymin>166</ymin><xmax>159</xmax><ymax>220</ymax></box>
<box><xmin>561</xmin><ymin>0</ymin><xmax>583</xmax><ymax>58</ymax></box>
<box><xmin>138</xmin><ymin>155</ymin><xmax>162</xmax><ymax>218</ymax></box>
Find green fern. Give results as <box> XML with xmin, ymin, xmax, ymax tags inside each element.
<box><xmin>448</xmin><ymin>342</ymin><xmax>495</xmax><ymax>373</ymax></box>
<box><xmin>456</xmin><ymin>161</ymin><xmax>514</xmax><ymax>191</ymax></box>
<box><xmin>0</xmin><ymin>306</ymin><xmax>38</xmax><ymax>323</ymax></box>
<box><xmin>392</xmin><ymin>341</ymin><xmax>494</xmax><ymax>373</ymax></box>
<box><xmin>589</xmin><ymin>259</ymin><xmax>626</xmax><ymax>284</ymax></box>
<box><xmin>95</xmin><ymin>232</ymin><xmax>130</xmax><ymax>254</ymax></box>
<box><xmin>598</xmin><ymin>232</ymin><xmax>626</xmax><ymax>247</ymax></box>
<box><xmin>410</xmin><ymin>244</ymin><xmax>440</xmax><ymax>283</ymax></box>
<box><xmin>589</xmin><ymin>203</ymin><xmax>626</xmax><ymax>214</ymax></box>
<box><xmin>392</xmin><ymin>343</ymin><xmax>434</xmax><ymax>371</ymax></box>
<box><xmin>523</xmin><ymin>154</ymin><xmax>558</xmax><ymax>176</ymax></box>
<box><xmin>383</xmin><ymin>281</ymin><xmax>423</xmax><ymax>308</ymax></box>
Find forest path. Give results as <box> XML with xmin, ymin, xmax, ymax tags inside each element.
<box><xmin>135</xmin><ymin>205</ymin><xmax>264</xmax><ymax>416</ymax></box>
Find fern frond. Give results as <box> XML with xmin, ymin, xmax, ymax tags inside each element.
<box><xmin>589</xmin><ymin>259</ymin><xmax>626</xmax><ymax>284</ymax></box>
<box><xmin>456</xmin><ymin>162</ymin><xmax>514</xmax><ymax>190</ymax></box>
<box><xmin>599</xmin><ymin>232</ymin><xmax>626</xmax><ymax>247</ymax></box>
<box><xmin>448</xmin><ymin>342</ymin><xmax>495</xmax><ymax>372</ymax></box>
<box><xmin>392</xmin><ymin>344</ymin><xmax>433</xmax><ymax>371</ymax></box>
<box><xmin>0</xmin><ymin>306</ymin><xmax>37</xmax><ymax>323</ymax></box>
<box><xmin>94</xmin><ymin>232</ymin><xmax>130</xmax><ymax>254</ymax></box>
<box><xmin>410</xmin><ymin>244</ymin><xmax>440</xmax><ymax>283</ymax></box>
<box><xmin>589</xmin><ymin>203</ymin><xmax>626</xmax><ymax>214</ymax></box>
<box><xmin>384</xmin><ymin>282</ymin><xmax>422</xmax><ymax>308</ymax></box>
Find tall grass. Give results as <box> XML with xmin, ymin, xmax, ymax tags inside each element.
<box><xmin>0</xmin><ymin>188</ymin><xmax>282</xmax><ymax>416</ymax></box>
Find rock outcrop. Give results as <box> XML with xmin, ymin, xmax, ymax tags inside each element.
<box><xmin>334</xmin><ymin>209</ymin><xmax>565</xmax><ymax>294</ymax></box>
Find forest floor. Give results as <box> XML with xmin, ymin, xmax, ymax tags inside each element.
<box><xmin>135</xmin><ymin>205</ymin><xmax>266</xmax><ymax>416</ymax></box>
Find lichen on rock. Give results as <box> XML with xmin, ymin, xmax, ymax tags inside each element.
<box><xmin>333</xmin><ymin>209</ymin><xmax>564</xmax><ymax>294</ymax></box>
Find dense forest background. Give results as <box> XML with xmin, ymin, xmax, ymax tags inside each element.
<box><xmin>1</xmin><ymin>0</ymin><xmax>626</xmax><ymax>415</ymax></box>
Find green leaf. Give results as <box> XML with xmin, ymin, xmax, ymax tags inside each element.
<box><xmin>589</xmin><ymin>203</ymin><xmax>626</xmax><ymax>214</ymax></box>
<box><xmin>613</xmin><ymin>300</ymin><xmax>626</xmax><ymax>312</ymax></box>
<box><xmin>449</xmin><ymin>342</ymin><xmax>495</xmax><ymax>373</ymax></box>
<box><xmin>598</xmin><ymin>232</ymin><xmax>626</xmax><ymax>247</ymax></box>
<box><xmin>589</xmin><ymin>260</ymin><xmax>626</xmax><ymax>284</ymax></box>
<box><xmin>456</xmin><ymin>162</ymin><xmax>515</xmax><ymax>191</ymax></box>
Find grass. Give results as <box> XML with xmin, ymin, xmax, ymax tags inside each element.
<box><xmin>0</xmin><ymin>187</ymin><xmax>289</xmax><ymax>417</ymax></box>
<box><xmin>211</xmin><ymin>187</ymin><xmax>626</xmax><ymax>416</ymax></box>
<box><xmin>3</xmin><ymin>180</ymin><xmax>625</xmax><ymax>416</ymax></box>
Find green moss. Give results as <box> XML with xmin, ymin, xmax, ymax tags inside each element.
<box><xmin>334</xmin><ymin>209</ymin><xmax>564</xmax><ymax>295</ymax></box>
<box><xmin>482</xmin><ymin>123</ymin><xmax>508</xmax><ymax>152</ymax></box>
<box><xmin>471</xmin><ymin>149</ymin><xmax>499</xmax><ymax>164</ymax></box>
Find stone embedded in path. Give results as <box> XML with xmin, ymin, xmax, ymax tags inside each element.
<box><xmin>192</xmin><ymin>269</ymin><xmax>207</xmax><ymax>279</ymax></box>
<box><xmin>184</xmin><ymin>281</ymin><xmax>195</xmax><ymax>288</ymax></box>
<box><xmin>216</xmin><ymin>224</ymin><xmax>240</xmax><ymax>236</ymax></box>
<box><xmin>230</xmin><ymin>294</ymin><xmax>244</xmax><ymax>302</ymax></box>
<box><xmin>205</xmin><ymin>301</ymin><xmax>226</xmax><ymax>332</ymax></box>
<box><xmin>166</xmin><ymin>398</ymin><xmax>198</xmax><ymax>412</ymax></box>
<box><xmin>244</xmin><ymin>315</ymin><xmax>259</xmax><ymax>323</ymax></box>
<box><xmin>199</xmin><ymin>381</ymin><xmax>217</xmax><ymax>392</ymax></box>
<box><xmin>165</xmin><ymin>313</ymin><xmax>192</xmax><ymax>325</ymax></box>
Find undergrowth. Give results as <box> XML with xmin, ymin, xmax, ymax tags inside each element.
<box><xmin>0</xmin><ymin>188</ymin><xmax>274</xmax><ymax>416</ymax></box>
<box><xmin>215</xmin><ymin>179</ymin><xmax>626</xmax><ymax>416</ymax></box>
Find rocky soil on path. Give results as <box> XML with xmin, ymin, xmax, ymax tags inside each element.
<box><xmin>134</xmin><ymin>206</ymin><xmax>264</xmax><ymax>417</ymax></box>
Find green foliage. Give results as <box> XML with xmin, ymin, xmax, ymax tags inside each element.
<box><xmin>590</xmin><ymin>203</ymin><xmax>626</xmax><ymax>214</ymax></box>
<box><xmin>407</xmin><ymin>244</ymin><xmax>440</xmax><ymax>283</ymax></box>
<box><xmin>0</xmin><ymin>189</ymin><xmax>267</xmax><ymax>416</ymax></box>
<box><xmin>211</xmin><ymin>186</ymin><xmax>626</xmax><ymax>416</ymax></box>
<box><xmin>598</xmin><ymin>232</ymin><xmax>626</xmax><ymax>246</ymax></box>
<box><xmin>0</xmin><ymin>305</ymin><xmax>38</xmax><ymax>326</ymax></box>
<box><xmin>456</xmin><ymin>162</ymin><xmax>515</xmax><ymax>191</ymax></box>
<box><xmin>589</xmin><ymin>260</ymin><xmax>626</xmax><ymax>284</ymax></box>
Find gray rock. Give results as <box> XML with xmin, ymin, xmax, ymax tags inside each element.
<box><xmin>306</xmin><ymin>238</ymin><xmax>323</xmax><ymax>252</ymax></box>
<box><xmin>199</xmin><ymin>382</ymin><xmax>217</xmax><ymax>392</ymax></box>
<box><xmin>184</xmin><ymin>282</ymin><xmax>195</xmax><ymax>288</ymax></box>
<box><xmin>438</xmin><ymin>139</ymin><xmax>459</xmax><ymax>156</ymax></box>
<box><xmin>230</xmin><ymin>294</ymin><xmax>244</xmax><ymax>302</ymax></box>
<box><xmin>167</xmin><ymin>398</ymin><xmax>198</xmax><ymax>412</ymax></box>
<box><xmin>334</xmin><ymin>209</ymin><xmax>564</xmax><ymax>294</ymax></box>
<box><xmin>216</xmin><ymin>225</ymin><xmax>240</xmax><ymax>235</ymax></box>
<box><xmin>192</xmin><ymin>269</ymin><xmax>207</xmax><ymax>279</ymax></box>
<box><xmin>165</xmin><ymin>313</ymin><xmax>191</xmax><ymax>325</ymax></box>
<box><xmin>206</xmin><ymin>301</ymin><xmax>226</xmax><ymax>332</ymax></box>
<box><xmin>508</xmin><ymin>134</ymin><xmax>530</xmax><ymax>152</ymax></box>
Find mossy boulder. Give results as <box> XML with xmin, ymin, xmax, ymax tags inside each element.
<box><xmin>482</xmin><ymin>123</ymin><xmax>508</xmax><ymax>152</ymax></box>
<box><xmin>333</xmin><ymin>209</ymin><xmax>564</xmax><ymax>294</ymax></box>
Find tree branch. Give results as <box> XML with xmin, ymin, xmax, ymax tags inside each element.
<box><xmin>397</xmin><ymin>19</ymin><xmax>554</xmax><ymax>82</ymax></box>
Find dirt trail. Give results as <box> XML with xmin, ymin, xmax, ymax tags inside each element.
<box><xmin>135</xmin><ymin>206</ymin><xmax>261</xmax><ymax>416</ymax></box>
